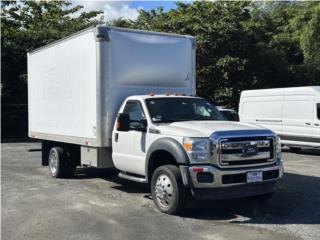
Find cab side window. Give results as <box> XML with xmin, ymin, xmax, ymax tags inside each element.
<box><xmin>317</xmin><ymin>103</ymin><xmax>320</xmax><ymax>120</ymax></box>
<box><xmin>123</xmin><ymin>101</ymin><xmax>146</xmax><ymax>130</ymax></box>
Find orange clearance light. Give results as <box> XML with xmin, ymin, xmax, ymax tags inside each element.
<box><xmin>183</xmin><ymin>142</ymin><xmax>192</xmax><ymax>152</ymax></box>
<box><xmin>149</xmin><ymin>92</ymin><xmax>155</xmax><ymax>96</ymax></box>
<box><xmin>116</xmin><ymin>120</ymin><xmax>120</xmax><ymax>130</ymax></box>
<box><xmin>164</xmin><ymin>92</ymin><xmax>169</xmax><ymax>96</ymax></box>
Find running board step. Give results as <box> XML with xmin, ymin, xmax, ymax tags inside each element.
<box><xmin>118</xmin><ymin>172</ymin><xmax>147</xmax><ymax>183</ymax></box>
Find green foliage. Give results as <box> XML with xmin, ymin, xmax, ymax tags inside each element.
<box><xmin>111</xmin><ymin>1</ymin><xmax>320</xmax><ymax>108</ymax></box>
<box><xmin>301</xmin><ymin>4</ymin><xmax>320</xmax><ymax>68</ymax></box>
<box><xmin>1</xmin><ymin>0</ymin><xmax>103</xmax><ymax>104</ymax></box>
<box><xmin>2</xmin><ymin>0</ymin><xmax>320</xmax><ymax>109</ymax></box>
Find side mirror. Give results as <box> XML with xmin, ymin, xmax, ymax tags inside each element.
<box><xmin>129</xmin><ymin>119</ymin><xmax>148</xmax><ymax>132</ymax></box>
<box><xmin>140</xmin><ymin>119</ymin><xmax>148</xmax><ymax>132</ymax></box>
<box><xmin>116</xmin><ymin>113</ymin><xmax>130</xmax><ymax>132</ymax></box>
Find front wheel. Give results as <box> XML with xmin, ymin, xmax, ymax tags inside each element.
<box><xmin>151</xmin><ymin>165</ymin><xmax>187</xmax><ymax>214</ymax></box>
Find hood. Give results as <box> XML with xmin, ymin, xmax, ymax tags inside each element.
<box><xmin>155</xmin><ymin>121</ymin><xmax>265</xmax><ymax>137</ymax></box>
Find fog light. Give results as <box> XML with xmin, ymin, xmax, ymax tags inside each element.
<box><xmin>196</xmin><ymin>172</ymin><xmax>214</xmax><ymax>183</ymax></box>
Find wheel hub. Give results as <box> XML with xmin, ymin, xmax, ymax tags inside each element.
<box><xmin>155</xmin><ymin>174</ymin><xmax>173</xmax><ymax>208</ymax></box>
<box><xmin>49</xmin><ymin>151</ymin><xmax>58</xmax><ymax>175</ymax></box>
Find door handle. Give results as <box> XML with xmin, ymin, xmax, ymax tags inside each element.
<box><xmin>305</xmin><ymin>123</ymin><xmax>311</xmax><ymax>125</ymax></box>
<box><xmin>115</xmin><ymin>133</ymin><xmax>119</xmax><ymax>142</ymax></box>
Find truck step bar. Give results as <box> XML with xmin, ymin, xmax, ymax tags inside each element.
<box><xmin>118</xmin><ymin>172</ymin><xmax>148</xmax><ymax>183</ymax></box>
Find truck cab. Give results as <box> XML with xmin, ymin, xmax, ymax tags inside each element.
<box><xmin>112</xmin><ymin>95</ymin><xmax>283</xmax><ymax>214</ymax></box>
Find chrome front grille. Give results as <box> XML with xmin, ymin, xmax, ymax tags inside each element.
<box><xmin>210</xmin><ymin>130</ymin><xmax>277</xmax><ymax>168</ymax></box>
<box><xmin>220</xmin><ymin>140</ymin><xmax>270</xmax><ymax>149</ymax></box>
<box><xmin>218</xmin><ymin>137</ymin><xmax>275</xmax><ymax>167</ymax></box>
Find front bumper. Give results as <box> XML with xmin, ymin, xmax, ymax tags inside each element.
<box><xmin>179</xmin><ymin>159</ymin><xmax>283</xmax><ymax>199</ymax></box>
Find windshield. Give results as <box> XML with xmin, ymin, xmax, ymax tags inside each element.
<box><xmin>219</xmin><ymin>110</ymin><xmax>239</xmax><ymax>121</ymax></box>
<box><xmin>145</xmin><ymin>97</ymin><xmax>226</xmax><ymax>123</ymax></box>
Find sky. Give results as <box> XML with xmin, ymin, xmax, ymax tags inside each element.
<box><xmin>74</xmin><ymin>1</ymin><xmax>191</xmax><ymax>21</ymax></box>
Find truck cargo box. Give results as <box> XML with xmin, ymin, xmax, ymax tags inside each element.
<box><xmin>28</xmin><ymin>26</ymin><xmax>196</xmax><ymax>147</ymax></box>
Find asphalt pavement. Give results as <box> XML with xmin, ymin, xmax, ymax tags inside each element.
<box><xmin>1</xmin><ymin>142</ymin><xmax>320</xmax><ymax>240</ymax></box>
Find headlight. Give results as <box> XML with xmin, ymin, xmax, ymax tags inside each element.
<box><xmin>275</xmin><ymin>136</ymin><xmax>282</xmax><ymax>160</ymax></box>
<box><xmin>183</xmin><ymin>137</ymin><xmax>210</xmax><ymax>163</ymax></box>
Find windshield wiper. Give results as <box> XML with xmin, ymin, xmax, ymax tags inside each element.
<box><xmin>190</xmin><ymin>116</ymin><xmax>215</xmax><ymax>121</ymax></box>
<box><xmin>154</xmin><ymin>119</ymin><xmax>193</xmax><ymax>123</ymax></box>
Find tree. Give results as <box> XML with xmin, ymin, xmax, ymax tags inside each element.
<box><xmin>113</xmin><ymin>2</ymin><xmax>267</xmax><ymax>107</ymax></box>
<box><xmin>3</xmin><ymin>0</ymin><xmax>320</xmax><ymax>108</ymax></box>
<box><xmin>112</xmin><ymin>1</ymin><xmax>320</xmax><ymax>108</ymax></box>
<box><xmin>301</xmin><ymin>4</ymin><xmax>320</xmax><ymax>71</ymax></box>
<box><xmin>1</xmin><ymin>0</ymin><xmax>103</xmax><ymax>104</ymax></box>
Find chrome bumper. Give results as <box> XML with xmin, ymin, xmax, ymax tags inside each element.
<box><xmin>180</xmin><ymin>159</ymin><xmax>283</xmax><ymax>189</ymax></box>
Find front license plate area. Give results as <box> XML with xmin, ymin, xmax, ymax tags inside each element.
<box><xmin>247</xmin><ymin>171</ymin><xmax>263</xmax><ymax>183</ymax></box>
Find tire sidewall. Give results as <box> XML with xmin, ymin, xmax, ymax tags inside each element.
<box><xmin>48</xmin><ymin>148</ymin><xmax>60</xmax><ymax>178</ymax></box>
<box><xmin>151</xmin><ymin>165</ymin><xmax>183</xmax><ymax>214</ymax></box>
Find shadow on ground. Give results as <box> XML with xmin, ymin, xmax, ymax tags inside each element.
<box><xmin>74</xmin><ymin>168</ymin><xmax>151</xmax><ymax>194</ymax></box>
<box><xmin>181</xmin><ymin>172</ymin><xmax>320</xmax><ymax>225</ymax></box>
<box><xmin>2</xmin><ymin>138</ymin><xmax>39</xmax><ymax>143</ymax></box>
<box><xmin>71</xmin><ymin>167</ymin><xmax>320</xmax><ymax>225</ymax></box>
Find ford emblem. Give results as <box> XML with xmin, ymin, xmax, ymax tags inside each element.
<box><xmin>242</xmin><ymin>146</ymin><xmax>258</xmax><ymax>156</ymax></box>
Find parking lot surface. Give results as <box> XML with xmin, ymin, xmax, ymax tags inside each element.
<box><xmin>2</xmin><ymin>142</ymin><xmax>320</xmax><ymax>240</ymax></box>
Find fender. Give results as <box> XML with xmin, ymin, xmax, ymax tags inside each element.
<box><xmin>145</xmin><ymin>137</ymin><xmax>189</xmax><ymax>180</ymax></box>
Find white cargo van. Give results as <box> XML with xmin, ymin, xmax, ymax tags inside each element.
<box><xmin>239</xmin><ymin>86</ymin><xmax>320</xmax><ymax>148</ymax></box>
<box><xmin>28</xmin><ymin>26</ymin><xmax>283</xmax><ymax>214</ymax></box>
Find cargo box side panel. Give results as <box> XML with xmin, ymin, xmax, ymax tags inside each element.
<box><xmin>102</xmin><ymin>29</ymin><xmax>195</xmax><ymax>143</ymax></box>
<box><xmin>109</xmin><ymin>29</ymin><xmax>194</xmax><ymax>90</ymax></box>
<box><xmin>28</xmin><ymin>30</ymin><xmax>98</xmax><ymax>143</ymax></box>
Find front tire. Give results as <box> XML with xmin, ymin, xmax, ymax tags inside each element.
<box><xmin>151</xmin><ymin>165</ymin><xmax>186</xmax><ymax>214</ymax></box>
<box><xmin>48</xmin><ymin>147</ymin><xmax>76</xmax><ymax>178</ymax></box>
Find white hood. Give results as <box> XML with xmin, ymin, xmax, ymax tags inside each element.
<box><xmin>155</xmin><ymin>121</ymin><xmax>265</xmax><ymax>137</ymax></box>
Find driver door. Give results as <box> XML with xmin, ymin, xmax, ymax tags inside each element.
<box><xmin>112</xmin><ymin>100</ymin><xmax>147</xmax><ymax>176</ymax></box>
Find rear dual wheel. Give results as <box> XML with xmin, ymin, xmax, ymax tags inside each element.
<box><xmin>48</xmin><ymin>147</ymin><xmax>76</xmax><ymax>178</ymax></box>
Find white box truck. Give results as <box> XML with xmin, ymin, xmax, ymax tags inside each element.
<box><xmin>28</xmin><ymin>26</ymin><xmax>283</xmax><ymax>214</ymax></box>
<box><xmin>239</xmin><ymin>87</ymin><xmax>320</xmax><ymax>150</ymax></box>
